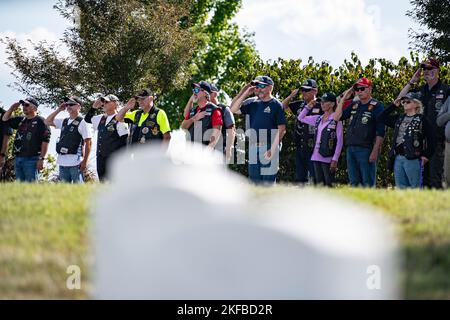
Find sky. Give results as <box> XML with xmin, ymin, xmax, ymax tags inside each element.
<box><xmin>0</xmin><ymin>0</ymin><xmax>419</xmax><ymax>108</ymax></box>
<box><xmin>0</xmin><ymin>0</ymin><xmax>419</xmax><ymax>155</ymax></box>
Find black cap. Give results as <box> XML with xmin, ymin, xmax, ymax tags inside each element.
<box><xmin>401</xmin><ymin>92</ymin><xmax>422</xmax><ymax>101</ymax></box>
<box><xmin>251</xmin><ymin>76</ymin><xmax>274</xmax><ymax>86</ymax></box>
<box><xmin>100</xmin><ymin>94</ymin><xmax>120</xmax><ymax>102</ymax></box>
<box><xmin>64</xmin><ymin>96</ymin><xmax>83</xmax><ymax>106</ymax></box>
<box><xmin>136</xmin><ymin>88</ymin><xmax>153</xmax><ymax>98</ymax></box>
<box><xmin>192</xmin><ymin>81</ymin><xmax>212</xmax><ymax>94</ymax></box>
<box><xmin>301</xmin><ymin>79</ymin><xmax>318</xmax><ymax>89</ymax></box>
<box><xmin>209</xmin><ymin>83</ymin><xmax>219</xmax><ymax>92</ymax></box>
<box><xmin>20</xmin><ymin>97</ymin><xmax>39</xmax><ymax>107</ymax></box>
<box><xmin>321</xmin><ymin>92</ymin><xmax>337</xmax><ymax>103</ymax></box>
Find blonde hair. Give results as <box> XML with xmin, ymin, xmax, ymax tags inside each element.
<box><xmin>412</xmin><ymin>99</ymin><xmax>423</xmax><ymax>114</ymax></box>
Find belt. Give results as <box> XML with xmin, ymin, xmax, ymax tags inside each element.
<box><xmin>394</xmin><ymin>144</ymin><xmax>405</xmax><ymax>156</ymax></box>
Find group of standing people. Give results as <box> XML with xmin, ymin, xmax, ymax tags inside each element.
<box><xmin>0</xmin><ymin>58</ymin><xmax>449</xmax><ymax>189</ymax></box>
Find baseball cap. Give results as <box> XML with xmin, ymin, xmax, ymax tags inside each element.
<box><xmin>64</xmin><ymin>96</ymin><xmax>83</xmax><ymax>106</ymax></box>
<box><xmin>421</xmin><ymin>58</ymin><xmax>440</xmax><ymax>69</ymax></box>
<box><xmin>136</xmin><ymin>88</ymin><xmax>153</xmax><ymax>98</ymax></box>
<box><xmin>192</xmin><ymin>81</ymin><xmax>212</xmax><ymax>94</ymax></box>
<box><xmin>20</xmin><ymin>97</ymin><xmax>39</xmax><ymax>107</ymax></box>
<box><xmin>321</xmin><ymin>92</ymin><xmax>337</xmax><ymax>103</ymax></box>
<box><xmin>401</xmin><ymin>92</ymin><xmax>422</xmax><ymax>101</ymax></box>
<box><xmin>353</xmin><ymin>77</ymin><xmax>373</xmax><ymax>88</ymax></box>
<box><xmin>209</xmin><ymin>83</ymin><xmax>219</xmax><ymax>92</ymax></box>
<box><xmin>301</xmin><ymin>79</ymin><xmax>318</xmax><ymax>89</ymax></box>
<box><xmin>101</xmin><ymin>94</ymin><xmax>120</xmax><ymax>102</ymax></box>
<box><xmin>251</xmin><ymin>76</ymin><xmax>274</xmax><ymax>86</ymax></box>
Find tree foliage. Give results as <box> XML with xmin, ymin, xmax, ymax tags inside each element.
<box><xmin>2</xmin><ymin>0</ymin><xmax>199</xmax><ymax>105</ymax></box>
<box><xmin>408</xmin><ymin>0</ymin><xmax>450</xmax><ymax>62</ymax></box>
<box><xmin>1</xmin><ymin>0</ymin><xmax>258</xmax><ymax>128</ymax></box>
<box><xmin>225</xmin><ymin>52</ymin><xmax>450</xmax><ymax>187</ymax></box>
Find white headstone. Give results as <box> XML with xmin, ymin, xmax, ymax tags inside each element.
<box><xmin>93</xmin><ymin>137</ymin><xmax>399</xmax><ymax>299</ymax></box>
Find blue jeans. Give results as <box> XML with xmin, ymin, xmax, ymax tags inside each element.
<box><xmin>248</xmin><ymin>144</ymin><xmax>280</xmax><ymax>185</ymax></box>
<box><xmin>15</xmin><ymin>156</ymin><xmax>39</xmax><ymax>182</ymax></box>
<box><xmin>295</xmin><ymin>146</ymin><xmax>315</xmax><ymax>184</ymax></box>
<box><xmin>394</xmin><ymin>155</ymin><xmax>422</xmax><ymax>189</ymax></box>
<box><xmin>59</xmin><ymin>165</ymin><xmax>84</xmax><ymax>183</ymax></box>
<box><xmin>346</xmin><ymin>146</ymin><xmax>377</xmax><ymax>187</ymax></box>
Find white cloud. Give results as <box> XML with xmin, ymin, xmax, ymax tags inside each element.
<box><xmin>0</xmin><ymin>27</ymin><xmax>67</xmax><ymax>74</ymax></box>
<box><xmin>234</xmin><ymin>0</ymin><xmax>410</xmax><ymax>66</ymax></box>
<box><xmin>0</xmin><ymin>27</ymin><xmax>69</xmax><ymax>106</ymax></box>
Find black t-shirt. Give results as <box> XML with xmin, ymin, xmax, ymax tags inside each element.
<box><xmin>8</xmin><ymin>116</ymin><xmax>51</xmax><ymax>157</ymax></box>
<box><xmin>0</xmin><ymin>108</ymin><xmax>13</xmax><ymax>152</ymax></box>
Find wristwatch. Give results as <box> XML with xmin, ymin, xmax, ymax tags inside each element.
<box><xmin>38</xmin><ymin>156</ymin><xmax>45</xmax><ymax>160</ymax></box>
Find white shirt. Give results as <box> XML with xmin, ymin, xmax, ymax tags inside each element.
<box><xmin>92</xmin><ymin>114</ymin><xmax>129</xmax><ymax>137</ymax></box>
<box><xmin>54</xmin><ymin>118</ymin><xmax>93</xmax><ymax>167</ymax></box>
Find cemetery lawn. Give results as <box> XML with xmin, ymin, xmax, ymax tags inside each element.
<box><xmin>0</xmin><ymin>183</ymin><xmax>449</xmax><ymax>299</ymax></box>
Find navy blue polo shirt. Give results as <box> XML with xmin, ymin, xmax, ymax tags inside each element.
<box><xmin>240</xmin><ymin>97</ymin><xmax>286</xmax><ymax>145</ymax></box>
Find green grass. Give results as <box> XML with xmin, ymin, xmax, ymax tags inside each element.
<box><xmin>0</xmin><ymin>183</ymin><xmax>449</xmax><ymax>299</ymax></box>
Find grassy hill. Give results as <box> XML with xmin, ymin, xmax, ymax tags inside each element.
<box><xmin>0</xmin><ymin>183</ymin><xmax>449</xmax><ymax>299</ymax></box>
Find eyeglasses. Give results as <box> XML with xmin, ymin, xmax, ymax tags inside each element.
<box><xmin>65</xmin><ymin>103</ymin><xmax>78</xmax><ymax>107</ymax></box>
<box><xmin>354</xmin><ymin>87</ymin><xmax>367</xmax><ymax>92</ymax></box>
<box><xmin>301</xmin><ymin>88</ymin><xmax>312</xmax><ymax>93</ymax></box>
<box><xmin>255</xmin><ymin>83</ymin><xmax>268</xmax><ymax>89</ymax></box>
<box><xmin>402</xmin><ymin>100</ymin><xmax>413</xmax><ymax>105</ymax></box>
<box><xmin>22</xmin><ymin>103</ymin><xmax>31</xmax><ymax>107</ymax></box>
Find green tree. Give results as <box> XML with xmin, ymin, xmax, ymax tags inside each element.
<box><xmin>2</xmin><ymin>0</ymin><xmax>199</xmax><ymax>107</ymax></box>
<box><xmin>159</xmin><ymin>0</ymin><xmax>259</xmax><ymax>127</ymax></box>
<box><xmin>224</xmin><ymin>52</ymin><xmax>450</xmax><ymax>187</ymax></box>
<box><xmin>1</xmin><ymin>0</ymin><xmax>258</xmax><ymax>129</ymax></box>
<box><xmin>408</xmin><ymin>0</ymin><xmax>450</xmax><ymax>62</ymax></box>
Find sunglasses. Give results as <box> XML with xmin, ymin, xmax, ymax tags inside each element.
<box><xmin>65</xmin><ymin>103</ymin><xmax>78</xmax><ymax>107</ymax></box>
<box><xmin>402</xmin><ymin>100</ymin><xmax>413</xmax><ymax>105</ymax></box>
<box><xmin>255</xmin><ymin>83</ymin><xmax>268</xmax><ymax>89</ymax></box>
<box><xmin>192</xmin><ymin>87</ymin><xmax>201</xmax><ymax>94</ymax></box>
<box><xmin>354</xmin><ymin>87</ymin><xmax>367</xmax><ymax>92</ymax></box>
<box><xmin>22</xmin><ymin>103</ymin><xmax>31</xmax><ymax>107</ymax></box>
<box><xmin>301</xmin><ymin>88</ymin><xmax>312</xmax><ymax>93</ymax></box>
<box><xmin>421</xmin><ymin>66</ymin><xmax>436</xmax><ymax>71</ymax></box>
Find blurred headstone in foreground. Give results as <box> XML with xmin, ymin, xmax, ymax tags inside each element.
<box><xmin>93</xmin><ymin>142</ymin><xmax>399</xmax><ymax>299</ymax></box>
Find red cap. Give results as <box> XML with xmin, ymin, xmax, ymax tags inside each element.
<box><xmin>421</xmin><ymin>58</ymin><xmax>440</xmax><ymax>69</ymax></box>
<box><xmin>353</xmin><ymin>77</ymin><xmax>373</xmax><ymax>88</ymax></box>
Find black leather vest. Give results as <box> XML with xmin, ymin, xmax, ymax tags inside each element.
<box><xmin>345</xmin><ymin>99</ymin><xmax>379</xmax><ymax>148</ymax></box>
<box><xmin>188</xmin><ymin>104</ymin><xmax>219</xmax><ymax>145</ymax></box>
<box><xmin>129</xmin><ymin>108</ymin><xmax>163</xmax><ymax>145</ymax></box>
<box><xmin>56</xmin><ymin>117</ymin><xmax>83</xmax><ymax>155</ymax></box>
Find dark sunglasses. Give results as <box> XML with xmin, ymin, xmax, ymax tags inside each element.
<box><xmin>301</xmin><ymin>88</ymin><xmax>312</xmax><ymax>93</ymax></box>
<box><xmin>255</xmin><ymin>83</ymin><xmax>268</xmax><ymax>89</ymax></box>
<box><xmin>354</xmin><ymin>87</ymin><xmax>367</xmax><ymax>92</ymax></box>
<box><xmin>22</xmin><ymin>103</ymin><xmax>31</xmax><ymax>107</ymax></box>
<box><xmin>402</xmin><ymin>100</ymin><xmax>413</xmax><ymax>105</ymax></box>
<box><xmin>65</xmin><ymin>103</ymin><xmax>78</xmax><ymax>107</ymax></box>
